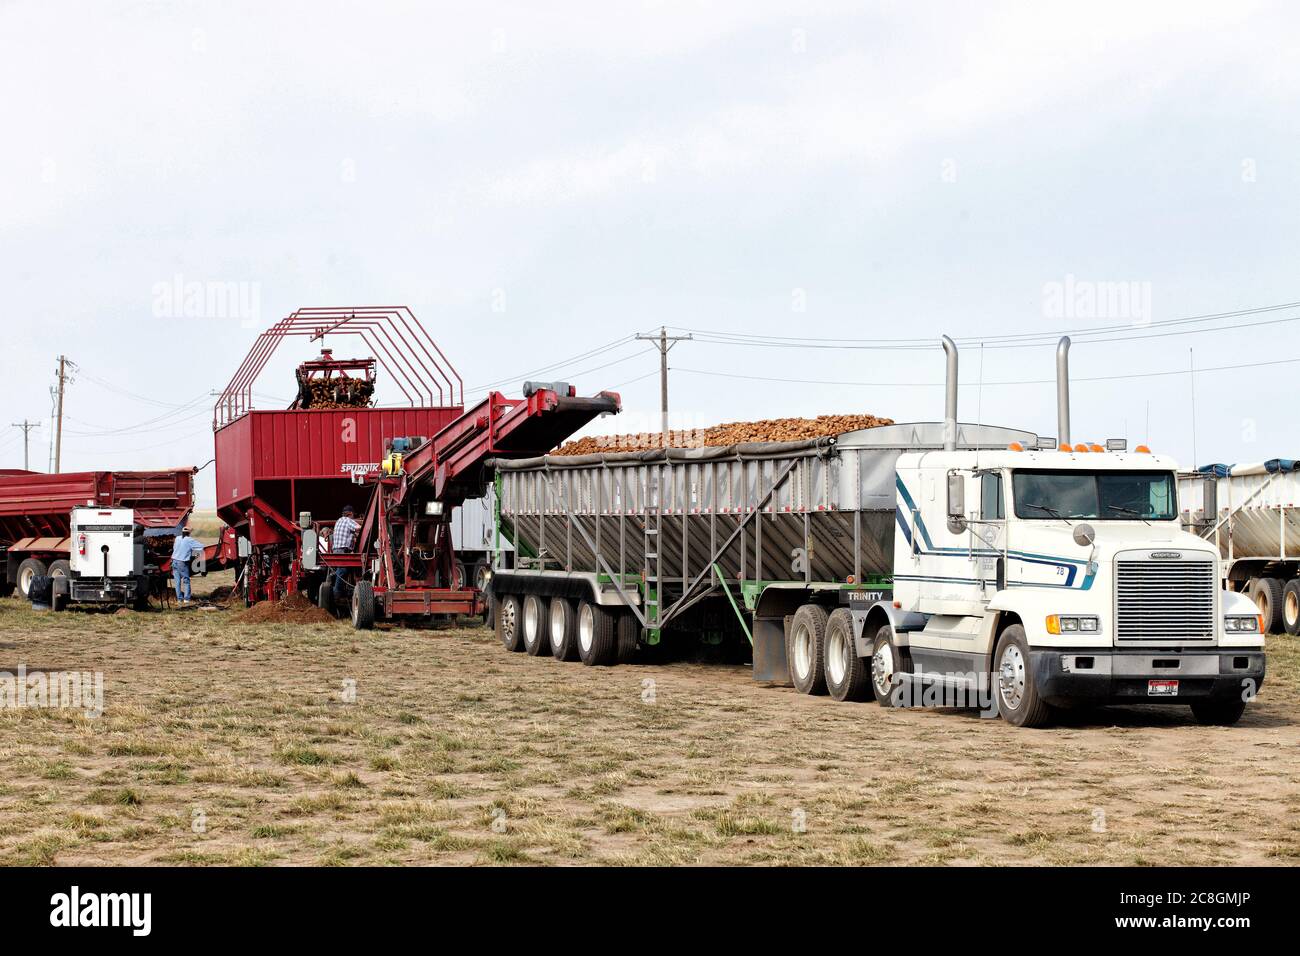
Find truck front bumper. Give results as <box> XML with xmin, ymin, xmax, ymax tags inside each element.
<box><xmin>1029</xmin><ymin>647</ymin><xmax>1265</xmax><ymax>706</ymax></box>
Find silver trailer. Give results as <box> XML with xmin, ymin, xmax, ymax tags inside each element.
<box><xmin>490</xmin><ymin>421</ymin><xmax>1039</xmax><ymax>676</ymax></box>
<box><xmin>1180</xmin><ymin>459</ymin><xmax>1300</xmax><ymax>634</ymax></box>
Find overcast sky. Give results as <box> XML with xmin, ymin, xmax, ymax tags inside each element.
<box><xmin>3</xmin><ymin>1</ymin><xmax>1299</xmax><ymax>507</ymax></box>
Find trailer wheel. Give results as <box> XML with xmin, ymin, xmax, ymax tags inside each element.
<box><xmin>616</xmin><ymin>611</ymin><xmax>639</xmax><ymax>664</ymax></box>
<box><xmin>787</xmin><ymin>604</ymin><xmax>829</xmax><ymax>695</ymax></box>
<box><xmin>993</xmin><ymin>626</ymin><xmax>1053</xmax><ymax>728</ymax></box>
<box><xmin>351</xmin><ymin>581</ymin><xmax>376</xmax><ymax>630</ymax></box>
<box><xmin>51</xmin><ymin>576</ymin><xmax>70</xmax><ymax>612</ymax></box>
<box><xmin>496</xmin><ymin>594</ymin><xmax>525</xmax><ymax>651</ymax></box>
<box><xmin>548</xmin><ymin>597</ymin><xmax>579</xmax><ymax>661</ymax></box>
<box><xmin>318</xmin><ymin>581</ymin><xmax>335</xmax><ymax>616</ymax></box>
<box><xmin>824</xmin><ymin>609</ymin><xmax>870</xmax><ymax>702</ymax></box>
<box><xmin>522</xmin><ymin>594</ymin><xmax>550</xmax><ymax>655</ymax></box>
<box><xmin>577</xmin><ymin>600</ymin><xmax>618</xmax><ymax>666</ymax></box>
<box><xmin>1190</xmin><ymin>699</ymin><xmax>1247</xmax><ymax>726</ymax></box>
<box><xmin>1249</xmin><ymin>577</ymin><xmax>1285</xmax><ymax>635</ymax></box>
<box><xmin>47</xmin><ymin>559</ymin><xmax>71</xmax><ymax>580</ymax></box>
<box><xmin>1283</xmin><ymin>579</ymin><xmax>1300</xmax><ymax>636</ymax></box>
<box><xmin>16</xmin><ymin>558</ymin><xmax>47</xmax><ymax>601</ymax></box>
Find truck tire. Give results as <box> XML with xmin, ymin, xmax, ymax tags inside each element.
<box><xmin>496</xmin><ymin>594</ymin><xmax>524</xmax><ymax>652</ymax></box>
<box><xmin>616</xmin><ymin>611</ymin><xmax>639</xmax><ymax>663</ymax></box>
<box><xmin>51</xmin><ymin>576</ymin><xmax>70</xmax><ymax>612</ymax></box>
<box><xmin>549</xmin><ymin>597</ymin><xmax>579</xmax><ymax>661</ymax></box>
<box><xmin>993</xmin><ymin>625</ymin><xmax>1053</xmax><ymax>728</ymax></box>
<box><xmin>351</xmin><ymin>580</ymin><xmax>376</xmax><ymax>630</ymax></box>
<box><xmin>47</xmin><ymin>559</ymin><xmax>71</xmax><ymax>581</ymax></box>
<box><xmin>1283</xmin><ymin>579</ymin><xmax>1300</xmax><ymax>636</ymax></box>
<box><xmin>824</xmin><ymin>608</ymin><xmax>871</xmax><ymax>702</ymax></box>
<box><xmin>16</xmin><ymin>558</ymin><xmax>47</xmax><ymax>601</ymax></box>
<box><xmin>576</xmin><ymin>599</ymin><xmax>618</xmax><ymax>666</ymax></box>
<box><xmin>1249</xmin><ymin>577</ymin><xmax>1285</xmax><ymax>635</ymax></box>
<box><xmin>870</xmin><ymin>624</ymin><xmax>905</xmax><ymax>706</ymax></box>
<box><xmin>522</xmin><ymin>594</ymin><xmax>549</xmax><ymax>656</ymax></box>
<box><xmin>1191</xmin><ymin>698</ymin><xmax>1247</xmax><ymax>726</ymax></box>
<box><xmin>787</xmin><ymin>604</ymin><xmax>829</xmax><ymax>695</ymax></box>
<box><xmin>318</xmin><ymin>581</ymin><xmax>335</xmax><ymax>616</ymax></box>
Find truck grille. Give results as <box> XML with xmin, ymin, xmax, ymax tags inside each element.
<box><xmin>1115</xmin><ymin>560</ymin><xmax>1215</xmax><ymax>642</ymax></box>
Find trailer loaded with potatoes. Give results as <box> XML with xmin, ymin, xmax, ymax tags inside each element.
<box><xmin>488</xmin><ymin>337</ymin><xmax>1266</xmax><ymax>727</ymax></box>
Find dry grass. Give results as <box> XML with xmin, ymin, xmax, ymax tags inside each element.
<box><xmin>0</xmin><ymin>574</ymin><xmax>1296</xmax><ymax>866</ymax></box>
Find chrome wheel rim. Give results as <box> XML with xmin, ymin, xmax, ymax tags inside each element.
<box><xmin>792</xmin><ymin>623</ymin><xmax>813</xmax><ymax>681</ymax></box>
<box><xmin>550</xmin><ymin>601</ymin><xmax>566</xmax><ymax>648</ymax></box>
<box><xmin>18</xmin><ymin>566</ymin><xmax>37</xmax><ymax>595</ymax></box>
<box><xmin>872</xmin><ymin>640</ymin><xmax>895</xmax><ymax>698</ymax></box>
<box><xmin>1286</xmin><ymin>591</ymin><xmax>1298</xmax><ymax>627</ymax></box>
<box><xmin>998</xmin><ymin>644</ymin><xmax>1026</xmax><ymax>710</ymax></box>
<box><xmin>578</xmin><ymin>605</ymin><xmax>594</xmax><ymax>653</ymax></box>
<box><xmin>826</xmin><ymin>628</ymin><xmax>849</xmax><ymax>685</ymax></box>
<box><xmin>523</xmin><ymin>598</ymin><xmax>539</xmax><ymax>646</ymax></box>
<box><xmin>501</xmin><ymin>600</ymin><xmax>516</xmax><ymax>641</ymax></box>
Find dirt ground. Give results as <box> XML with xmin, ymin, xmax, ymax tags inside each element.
<box><xmin>0</xmin><ymin>571</ymin><xmax>1296</xmax><ymax>866</ymax></box>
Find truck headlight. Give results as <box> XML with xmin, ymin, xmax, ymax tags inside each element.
<box><xmin>1224</xmin><ymin>615</ymin><xmax>1261</xmax><ymax>633</ymax></box>
<box><xmin>1046</xmin><ymin>615</ymin><xmax>1100</xmax><ymax>635</ymax></box>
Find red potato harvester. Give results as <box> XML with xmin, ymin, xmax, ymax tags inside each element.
<box><xmin>213</xmin><ymin>307</ymin><xmax>620</xmax><ymax>621</ymax></box>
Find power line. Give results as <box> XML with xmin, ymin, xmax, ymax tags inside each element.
<box><xmin>466</xmin><ymin>334</ymin><xmax>636</xmax><ymax>393</ymax></box>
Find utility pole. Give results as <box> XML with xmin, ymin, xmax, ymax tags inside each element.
<box><xmin>53</xmin><ymin>355</ymin><xmax>74</xmax><ymax>474</ymax></box>
<box><xmin>10</xmin><ymin>420</ymin><xmax>39</xmax><ymax>470</ymax></box>
<box><xmin>635</xmin><ymin>327</ymin><xmax>692</xmax><ymax>447</ymax></box>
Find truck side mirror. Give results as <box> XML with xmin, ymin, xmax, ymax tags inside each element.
<box><xmin>1202</xmin><ymin>475</ymin><xmax>1218</xmax><ymax>524</ymax></box>
<box><xmin>947</xmin><ymin>472</ymin><xmax>966</xmax><ymax>533</ymax></box>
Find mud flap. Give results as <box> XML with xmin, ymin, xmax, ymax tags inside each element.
<box><xmin>752</xmin><ymin>615</ymin><xmax>792</xmax><ymax>685</ymax></box>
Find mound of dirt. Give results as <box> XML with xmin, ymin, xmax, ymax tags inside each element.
<box><xmin>553</xmin><ymin>412</ymin><xmax>893</xmax><ymax>456</ymax></box>
<box><xmin>237</xmin><ymin>590</ymin><xmax>336</xmax><ymax>624</ymax></box>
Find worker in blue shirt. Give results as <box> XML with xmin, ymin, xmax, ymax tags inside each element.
<box><xmin>330</xmin><ymin>504</ymin><xmax>361</xmax><ymax>602</ymax></box>
<box><xmin>171</xmin><ymin>528</ymin><xmax>205</xmax><ymax>605</ymax></box>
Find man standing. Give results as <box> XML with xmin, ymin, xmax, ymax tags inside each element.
<box><xmin>331</xmin><ymin>504</ymin><xmax>360</xmax><ymax>603</ymax></box>
<box><xmin>171</xmin><ymin>527</ymin><xmax>204</xmax><ymax>606</ymax></box>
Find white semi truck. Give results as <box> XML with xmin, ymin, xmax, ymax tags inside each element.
<box><xmin>489</xmin><ymin>336</ymin><xmax>1265</xmax><ymax>727</ymax></box>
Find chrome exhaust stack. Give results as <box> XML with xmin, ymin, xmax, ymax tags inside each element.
<box><xmin>1056</xmin><ymin>336</ymin><xmax>1071</xmax><ymax>448</ymax></box>
<box><xmin>942</xmin><ymin>335</ymin><xmax>958</xmax><ymax>451</ymax></box>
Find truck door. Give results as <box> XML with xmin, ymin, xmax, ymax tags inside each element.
<box><xmin>975</xmin><ymin>471</ymin><xmax>1006</xmax><ymax>595</ymax></box>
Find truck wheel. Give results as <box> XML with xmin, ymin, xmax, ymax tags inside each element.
<box><xmin>870</xmin><ymin>624</ymin><xmax>905</xmax><ymax>706</ymax></box>
<box><xmin>47</xmin><ymin>559</ymin><xmax>71</xmax><ymax>580</ymax></box>
<box><xmin>1191</xmin><ymin>699</ymin><xmax>1247</xmax><ymax>726</ymax></box>
<box><xmin>318</xmin><ymin>581</ymin><xmax>335</xmax><ymax>616</ymax></box>
<box><xmin>576</xmin><ymin>599</ymin><xmax>618</xmax><ymax>666</ymax></box>
<box><xmin>616</xmin><ymin>611</ymin><xmax>639</xmax><ymax>663</ymax></box>
<box><xmin>1249</xmin><ymin>577</ymin><xmax>1285</xmax><ymax>635</ymax></box>
<box><xmin>496</xmin><ymin>594</ymin><xmax>524</xmax><ymax>651</ymax></box>
<box><xmin>51</xmin><ymin>576</ymin><xmax>70</xmax><ymax>612</ymax></box>
<box><xmin>522</xmin><ymin>594</ymin><xmax>550</xmax><ymax>655</ymax></box>
<box><xmin>16</xmin><ymin>558</ymin><xmax>47</xmax><ymax>601</ymax></box>
<box><xmin>824</xmin><ymin>609</ymin><xmax>870</xmax><ymax>702</ymax></box>
<box><xmin>787</xmin><ymin>604</ymin><xmax>829</xmax><ymax>695</ymax></box>
<box><xmin>549</xmin><ymin>597</ymin><xmax>578</xmax><ymax>661</ymax></box>
<box><xmin>473</xmin><ymin>560</ymin><xmax>491</xmax><ymax>594</ymax></box>
<box><xmin>351</xmin><ymin>581</ymin><xmax>376</xmax><ymax>630</ymax></box>
<box><xmin>1283</xmin><ymin>579</ymin><xmax>1300</xmax><ymax>636</ymax></box>
<box><xmin>993</xmin><ymin>626</ymin><xmax>1053</xmax><ymax>728</ymax></box>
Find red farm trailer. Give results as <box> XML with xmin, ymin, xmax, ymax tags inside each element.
<box><xmin>0</xmin><ymin>467</ymin><xmax>198</xmax><ymax>600</ymax></box>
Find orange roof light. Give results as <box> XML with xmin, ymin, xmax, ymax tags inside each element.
<box><xmin>1089</xmin><ymin>443</ymin><xmax>1104</xmax><ymax>453</ymax></box>
<box><xmin>1135</xmin><ymin>444</ymin><xmax>1151</xmax><ymax>453</ymax></box>
<box><xmin>1059</xmin><ymin>442</ymin><xmax>1073</xmax><ymax>452</ymax></box>
<box><xmin>1008</xmin><ymin>441</ymin><xmax>1024</xmax><ymax>452</ymax></box>
<box><xmin>1075</xmin><ymin>444</ymin><xmax>1089</xmax><ymax>453</ymax></box>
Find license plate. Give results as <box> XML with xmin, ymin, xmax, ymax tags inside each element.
<box><xmin>1148</xmin><ymin>679</ymin><xmax>1179</xmax><ymax>697</ymax></box>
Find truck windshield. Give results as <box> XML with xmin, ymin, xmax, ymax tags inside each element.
<box><xmin>1012</xmin><ymin>470</ymin><xmax>1177</xmax><ymax>521</ymax></box>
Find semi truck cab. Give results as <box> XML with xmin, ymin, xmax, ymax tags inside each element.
<box><xmin>878</xmin><ymin>447</ymin><xmax>1265</xmax><ymax>726</ymax></box>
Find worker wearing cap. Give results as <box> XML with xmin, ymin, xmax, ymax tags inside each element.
<box><xmin>171</xmin><ymin>528</ymin><xmax>204</xmax><ymax>606</ymax></box>
<box><xmin>331</xmin><ymin>504</ymin><xmax>361</xmax><ymax>601</ymax></box>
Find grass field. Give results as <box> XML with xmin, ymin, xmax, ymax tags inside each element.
<box><xmin>0</xmin><ymin>573</ymin><xmax>1296</xmax><ymax>866</ymax></box>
